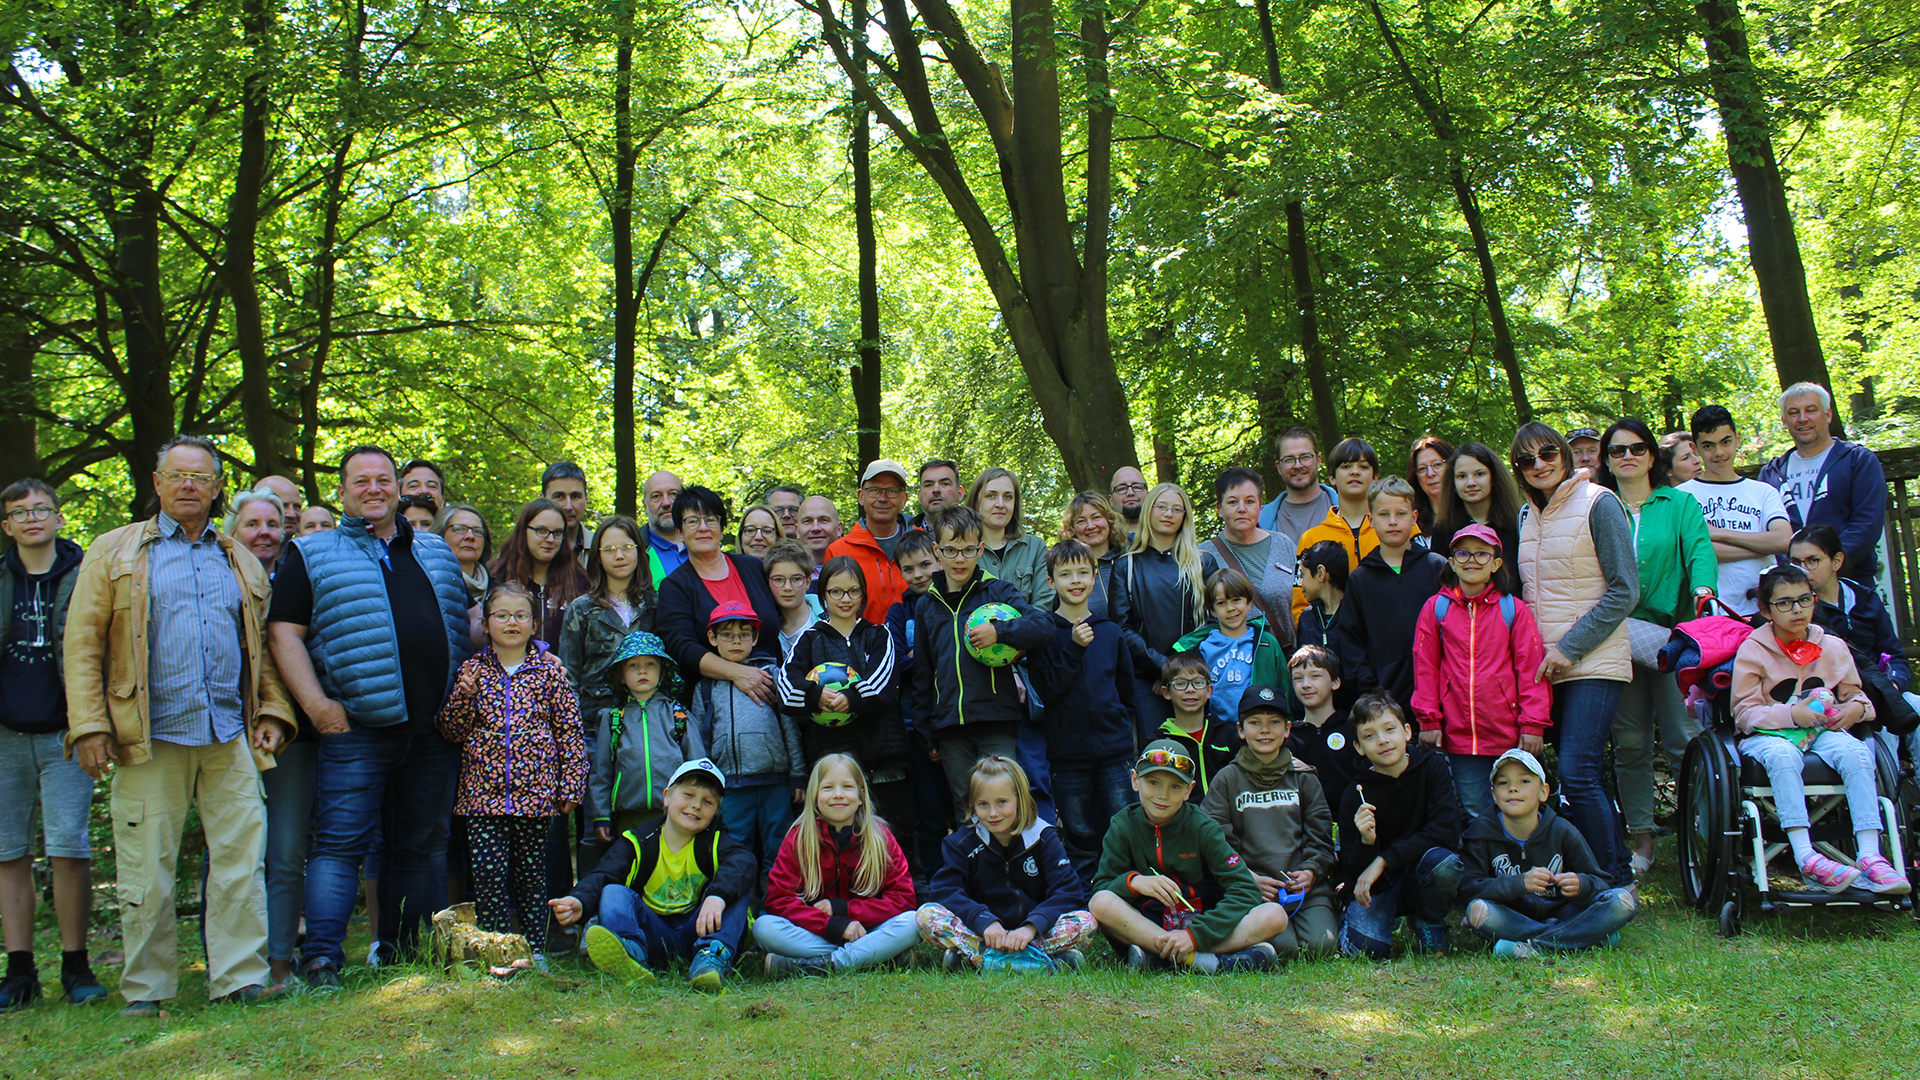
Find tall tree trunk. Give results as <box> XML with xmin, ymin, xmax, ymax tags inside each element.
<box><xmin>612</xmin><ymin>15</ymin><xmax>638</xmax><ymax>517</ymax></box>
<box><xmin>115</xmin><ymin>174</ymin><xmax>171</xmax><ymax>517</ymax></box>
<box><xmin>1698</xmin><ymin>0</ymin><xmax>1839</xmax><ymax>434</ymax></box>
<box><xmin>228</xmin><ymin>0</ymin><xmax>281</xmax><ymax>481</ymax></box>
<box><xmin>1366</xmin><ymin>0</ymin><xmax>1531</xmax><ymax>423</ymax></box>
<box><xmin>851</xmin><ymin>0</ymin><xmax>882</xmax><ymax>470</ymax></box>
<box><xmin>0</xmin><ymin>325</ymin><xmax>38</xmax><ymax>491</ymax></box>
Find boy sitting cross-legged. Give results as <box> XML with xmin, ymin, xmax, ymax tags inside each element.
<box><xmin>551</xmin><ymin>759</ymin><xmax>756</xmax><ymax>993</ymax></box>
<box><xmin>1461</xmin><ymin>749</ymin><xmax>1638</xmax><ymax>958</ymax></box>
<box><xmin>1201</xmin><ymin>685</ymin><xmax>1338</xmax><ymax>958</ymax></box>
<box><xmin>1089</xmin><ymin>740</ymin><xmax>1288</xmax><ymax>973</ymax></box>
<box><xmin>1335</xmin><ymin>690</ymin><xmax>1465</xmax><ymax>959</ymax></box>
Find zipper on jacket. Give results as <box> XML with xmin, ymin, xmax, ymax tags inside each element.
<box><xmin>1467</xmin><ymin>604</ymin><xmax>1478</xmax><ymax>757</ymax></box>
<box><xmin>503</xmin><ymin>663</ymin><xmax>515</xmax><ymax>815</ymax></box>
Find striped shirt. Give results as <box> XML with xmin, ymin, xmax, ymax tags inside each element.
<box><xmin>146</xmin><ymin>512</ymin><xmax>245</xmax><ymax>746</ymax></box>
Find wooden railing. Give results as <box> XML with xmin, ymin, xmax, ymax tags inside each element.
<box><xmin>1881</xmin><ymin>447</ymin><xmax>1920</xmax><ymax>657</ymax></box>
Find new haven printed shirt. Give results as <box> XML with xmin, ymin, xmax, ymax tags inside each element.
<box><xmin>1676</xmin><ymin>478</ymin><xmax>1787</xmax><ymax>616</ymax></box>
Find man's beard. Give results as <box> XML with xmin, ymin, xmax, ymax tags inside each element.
<box><xmin>1121</xmin><ymin>505</ymin><xmax>1141</xmax><ymax>524</ymax></box>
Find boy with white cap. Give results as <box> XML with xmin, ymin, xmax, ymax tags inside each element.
<box><xmin>1459</xmin><ymin>748</ymin><xmax>1638</xmax><ymax>958</ymax></box>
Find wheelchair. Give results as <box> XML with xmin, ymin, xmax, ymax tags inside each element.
<box><xmin>1676</xmin><ymin>690</ymin><xmax>1918</xmax><ymax>936</ymax></box>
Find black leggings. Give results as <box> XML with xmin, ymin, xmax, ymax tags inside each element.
<box><xmin>466</xmin><ymin>815</ymin><xmax>551</xmax><ymax>938</ymax></box>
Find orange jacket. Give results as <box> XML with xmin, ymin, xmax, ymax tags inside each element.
<box><xmin>825</xmin><ymin>523</ymin><xmax>909</xmax><ymax>625</ymax></box>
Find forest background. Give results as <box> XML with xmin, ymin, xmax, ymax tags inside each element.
<box><xmin>5</xmin><ymin>0</ymin><xmax>1918</xmax><ymax>540</ymax></box>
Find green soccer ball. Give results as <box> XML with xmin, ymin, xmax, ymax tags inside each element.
<box><xmin>964</xmin><ymin>603</ymin><xmax>1024</xmax><ymax>667</ymax></box>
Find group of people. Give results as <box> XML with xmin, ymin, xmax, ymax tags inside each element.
<box><xmin>0</xmin><ymin>378</ymin><xmax>1911</xmax><ymax>1010</ymax></box>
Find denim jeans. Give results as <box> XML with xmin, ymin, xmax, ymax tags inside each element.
<box><xmin>1050</xmin><ymin>757</ymin><xmax>1134</xmax><ymax>886</ymax></box>
<box><xmin>1467</xmin><ymin>886</ymin><xmax>1637</xmax><ymax>950</ymax></box>
<box><xmin>1551</xmin><ymin>678</ymin><xmax>1630</xmax><ymax>883</ymax></box>
<box><xmin>721</xmin><ymin>782</ymin><xmax>796</xmax><ymax>876</ymax></box>
<box><xmin>302</xmin><ymin>726</ymin><xmax>455</xmax><ymax>968</ymax></box>
<box><xmin>1611</xmin><ymin>667</ymin><xmax>1698</xmax><ymax>834</ymax></box>
<box><xmin>1446</xmin><ymin>753</ymin><xmax>1498</xmax><ymax>820</ymax></box>
<box><xmin>934</xmin><ymin>727</ymin><xmax>1017</xmax><ymax>816</ymax></box>
<box><xmin>908</xmin><ymin>741</ymin><xmax>952</xmax><ymax>873</ymax></box>
<box><xmin>1738</xmin><ymin>729</ymin><xmax>1882</xmax><ymax>833</ymax></box>
<box><xmin>262</xmin><ymin>739</ymin><xmax>318</xmax><ymax>963</ymax></box>
<box><xmin>1339</xmin><ymin>846</ymin><xmax>1462</xmax><ymax>959</ymax></box>
<box><xmin>594</xmin><ymin>883</ymin><xmax>749</xmax><ymax>966</ymax></box>
<box><xmin>752</xmin><ymin>910</ymin><xmax>919</xmax><ymax>970</ymax></box>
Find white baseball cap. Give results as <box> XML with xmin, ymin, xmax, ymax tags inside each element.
<box><xmin>668</xmin><ymin>758</ymin><xmax>727</xmax><ymax>791</ymax></box>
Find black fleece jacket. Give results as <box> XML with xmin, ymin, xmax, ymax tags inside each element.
<box><xmin>1334</xmin><ymin>746</ymin><xmax>1464</xmax><ymax>898</ymax></box>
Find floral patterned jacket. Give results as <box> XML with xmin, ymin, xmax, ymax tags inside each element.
<box><xmin>437</xmin><ymin>642</ymin><xmax>588</xmax><ymax>816</ymax></box>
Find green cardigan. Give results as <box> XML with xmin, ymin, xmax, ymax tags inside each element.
<box><xmin>1629</xmin><ymin>486</ymin><xmax>1718</xmax><ymax>627</ymax></box>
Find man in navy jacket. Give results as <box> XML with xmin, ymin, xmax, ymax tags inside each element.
<box><xmin>1758</xmin><ymin>382</ymin><xmax>1885</xmax><ymax>585</ymax></box>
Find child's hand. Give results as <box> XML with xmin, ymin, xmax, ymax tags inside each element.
<box><xmin>1552</xmin><ymin>872</ymin><xmax>1583</xmax><ymax>898</ymax></box>
<box><xmin>1522</xmin><ymin>867</ymin><xmax>1554</xmax><ymax>895</ymax></box>
<box><xmin>820</xmin><ymin>687</ymin><xmax>850</xmax><ymax>714</ymax></box>
<box><xmin>1071</xmin><ymin>619</ymin><xmax>1095</xmax><ymax>647</ymax></box>
<box><xmin>926</xmin><ymin>745</ymin><xmax>941</xmax><ymax>762</ymax></box>
<box><xmin>1130</xmin><ymin>873</ymin><xmax>1185</xmax><ymax>909</ymax></box>
<box><xmin>967</xmin><ymin>619</ymin><xmax>1000</xmax><ymax>651</ymax></box>
<box><xmin>1287</xmin><ymin>869</ymin><xmax>1316</xmax><ymax>893</ymax></box>
<box><xmin>842</xmin><ymin>920</ymin><xmax>867</xmax><ymax>942</ymax></box>
<box><xmin>548</xmin><ymin>896</ymin><xmax>583</xmax><ymax>926</ymax></box>
<box><xmin>1354</xmin><ymin>802</ymin><xmax>1377</xmax><ymax>847</ymax></box>
<box><xmin>813</xmin><ymin>899</ymin><xmax>835</xmax><ymax>915</ymax></box>
<box><xmin>1155</xmin><ymin>929</ymin><xmax>1197</xmax><ymax>963</ymax></box>
<box><xmin>595</xmin><ymin>824</ymin><xmax>613</xmax><ymax>843</ymax></box>
<box><xmin>1353</xmin><ymin>859</ymin><xmax>1386</xmax><ymax>908</ymax></box>
<box><xmin>982</xmin><ymin>921</ymin><xmax>1011</xmax><ymax>950</ymax></box>
<box><xmin>1790</xmin><ymin>703</ymin><xmax>1823</xmax><ymax>728</ymax></box>
<box><xmin>1519</xmin><ymin>733</ymin><xmax>1544</xmax><ymax>756</ymax></box>
<box><xmin>1419</xmin><ymin>728</ymin><xmax>1441</xmax><ymax>748</ymax></box>
<box><xmin>696</xmin><ymin>895</ymin><xmax>726</xmax><ymax>936</ymax></box>
<box><xmin>557</xmin><ymin>800</ymin><xmax>578</xmax><ymax>815</ymax></box>
<box><xmin>1830</xmin><ymin>700</ymin><xmax>1868</xmax><ymax>731</ymax></box>
<box><xmin>1003</xmin><ymin>924</ymin><xmax>1036</xmax><ymax>951</ymax></box>
<box><xmin>792</xmin><ymin>787</ymin><xmax>805</xmax><ymax>805</ymax></box>
<box><xmin>1253</xmin><ymin>874</ymin><xmax>1285</xmax><ymax>902</ymax></box>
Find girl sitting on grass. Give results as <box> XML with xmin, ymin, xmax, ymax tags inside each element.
<box><xmin>917</xmin><ymin>756</ymin><xmax>1096</xmax><ymax>971</ymax></box>
<box><xmin>755</xmin><ymin>754</ymin><xmax>919</xmax><ymax>976</ymax></box>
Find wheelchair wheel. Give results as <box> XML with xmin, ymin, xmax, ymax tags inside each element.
<box><xmin>1718</xmin><ymin>899</ymin><xmax>1740</xmax><ymax>937</ymax></box>
<box><xmin>1678</xmin><ymin>735</ymin><xmax>1732</xmax><ymax>911</ymax></box>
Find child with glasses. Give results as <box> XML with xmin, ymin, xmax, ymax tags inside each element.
<box><xmin>1730</xmin><ymin>565</ymin><xmax>1908</xmax><ymax>894</ymax></box>
<box><xmin>436</xmin><ymin>582</ymin><xmax>589</xmax><ymax>950</ymax></box>
<box><xmin>1088</xmin><ymin>739</ymin><xmax>1288</xmax><ymax>973</ymax></box>
<box><xmin>778</xmin><ymin>557</ymin><xmax>919</xmax><ymax>873</ymax></box>
<box><xmin>1409</xmin><ymin>524</ymin><xmax>1551</xmax><ymax>818</ymax></box>
<box><xmin>1153</xmin><ymin>652</ymin><xmax>1240</xmax><ymax>796</ymax></box>
<box><xmin>689</xmin><ymin>601</ymin><xmax>802</xmax><ymax>876</ymax></box>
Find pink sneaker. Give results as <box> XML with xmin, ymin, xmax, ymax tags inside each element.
<box><xmin>1800</xmin><ymin>852</ymin><xmax>1862</xmax><ymax>892</ymax></box>
<box><xmin>1855</xmin><ymin>853</ymin><xmax>1912</xmax><ymax>895</ymax></box>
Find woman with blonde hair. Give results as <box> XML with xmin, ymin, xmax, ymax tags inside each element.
<box><xmin>1059</xmin><ymin>490</ymin><xmax>1125</xmax><ymax>620</ymax></box>
<box><xmin>1116</xmin><ymin>482</ymin><xmax>1217</xmax><ymax>727</ymax></box>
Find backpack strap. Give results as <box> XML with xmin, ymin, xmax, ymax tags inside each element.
<box><xmin>1432</xmin><ymin>595</ymin><xmax>1450</xmax><ymax>623</ymax></box>
<box><xmin>1498</xmin><ymin>593</ymin><xmax>1517</xmax><ymax>628</ymax></box>
<box><xmin>1433</xmin><ymin>593</ymin><xmax>1515</xmax><ymax>627</ymax></box>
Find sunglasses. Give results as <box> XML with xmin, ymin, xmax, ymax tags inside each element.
<box><xmin>1136</xmin><ymin>748</ymin><xmax>1194</xmax><ymax>775</ymax></box>
<box><xmin>1512</xmin><ymin>445</ymin><xmax>1562</xmax><ymax>471</ymax></box>
<box><xmin>1606</xmin><ymin>442</ymin><xmax>1652</xmax><ymax>459</ymax></box>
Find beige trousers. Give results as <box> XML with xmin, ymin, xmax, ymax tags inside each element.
<box><xmin>110</xmin><ymin>737</ymin><xmax>270</xmax><ymax>1002</ymax></box>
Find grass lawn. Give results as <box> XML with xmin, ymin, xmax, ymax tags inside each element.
<box><xmin>5</xmin><ymin>839</ymin><xmax>1919</xmax><ymax>1080</ymax></box>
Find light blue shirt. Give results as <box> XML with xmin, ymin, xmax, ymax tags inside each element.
<box><xmin>146</xmin><ymin>512</ymin><xmax>245</xmax><ymax>746</ymax></box>
<box><xmin>1199</xmin><ymin>628</ymin><xmax>1256</xmax><ymax>726</ymax></box>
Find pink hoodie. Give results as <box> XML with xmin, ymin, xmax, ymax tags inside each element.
<box><xmin>1410</xmin><ymin>585</ymin><xmax>1552</xmax><ymax>757</ymax></box>
<box><xmin>1731</xmin><ymin>623</ymin><xmax>1873</xmax><ymax>735</ymax></box>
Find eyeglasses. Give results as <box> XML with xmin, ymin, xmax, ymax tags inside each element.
<box><xmin>772</xmin><ymin>506</ymin><xmax>798</xmax><ymax>517</ymax></box>
<box><xmin>489</xmin><ymin>610</ymin><xmax>533</xmax><ymax>623</ymax></box>
<box><xmin>937</xmin><ymin>544</ymin><xmax>982</xmax><ymax>559</ymax></box>
<box><xmin>824</xmin><ymin>588</ymin><xmax>862</xmax><ymax>601</ymax></box>
<box><xmin>445</xmin><ymin>524</ymin><xmax>484</xmax><ymax>537</ymax></box>
<box><xmin>1789</xmin><ymin>554</ymin><xmax>1827</xmax><ymax>568</ymax></box>
<box><xmin>1450</xmin><ymin>549</ymin><xmax>1496</xmax><ymax>565</ymax></box>
<box><xmin>160</xmin><ymin>470</ymin><xmax>219</xmax><ymax>488</ymax></box>
<box><xmin>683</xmin><ymin>514</ymin><xmax>722</xmax><ymax>529</ymax></box>
<box><xmin>4</xmin><ymin>506</ymin><xmax>56</xmax><ymax>523</ymax></box>
<box><xmin>769</xmin><ymin>575</ymin><xmax>809</xmax><ymax>589</ymax></box>
<box><xmin>529</xmin><ymin>526</ymin><xmax>566</xmax><ymax>541</ymax></box>
<box><xmin>1767</xmin><ymin>593</ymin><xmax>1818</xmax><ymax>612</ymax></box>
<box><xmin>861</xmin><ymin>486</ymin><xmax>905</xmax><ymax>499</ymax></box>
<box><xmin>1511</xmin><ymin>446</ymin><xmax>1562</xmax><ymax>471</ymax></box>
<box><xmin>1136</xmin><ymin>748</ymin><xmax>1195</xmax><ymax>774</ymax></box>
<box><xmin>1606</xmin><ymin>442</ymin><xmax>1652</xmax><ymax>459</ymax></box>
<box><xmin>1168</xmin><ymin>678</ymin><xmax>1209</xmax><ymax>692</ymax></box>
<box><xmin>1278</xmin><ymin>454</ymin><xmax>1317</xmax><ymax>468</ymax></box>
<box><xmin>740</xmin><ymin>525</ymin><xmax>778</xmax><ymax>538</ymax></box>
<box><xmin>1415</xmin><ymin>462</ymin><xmax>1448</xmax><ymax>476</ymax></box>
<box><xmin>1110</xmin><ymin>482</ymin><xmax>1148</xmax><ymax>494</ymax></box>
<box><xmin>599</xmin><ymin>543</ymin><xmax>639</xmax><ymax>555</ymax></box>
<box><xmin>712</xmin><ymin>627</ymin><xmax>757</xmax><ymax>642</ymax></box>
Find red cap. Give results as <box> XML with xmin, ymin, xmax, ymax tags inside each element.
<box><xmin>1450</xmin><ymin>522</ymin><xmax>1503</xmax><ymax>552</ymax></box>
<box><xmin>708</xmin><ymin>600</ymin><xmax>761</xmax><ymax>628</ymax></box>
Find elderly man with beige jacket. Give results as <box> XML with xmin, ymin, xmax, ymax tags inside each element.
<box><xmin>64</xmin><ymin>436</ymin><xmax>294</xmax><ymax>1016</ymax></box>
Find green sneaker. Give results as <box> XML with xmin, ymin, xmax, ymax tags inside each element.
<box><xmin>584</xmin><ymin>925</ymin><xmax>654</xmax><ymax>987</ymax></box>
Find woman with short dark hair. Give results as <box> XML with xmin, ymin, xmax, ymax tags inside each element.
<box><xmin>655</xmin><ymin>486</ymin><xmax>784</xmax><ymax>698</ymax></box>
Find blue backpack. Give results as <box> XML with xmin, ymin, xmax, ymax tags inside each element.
<box><xmin>1431</xmin><ymin>593</ymin><xmax>1516</xmax><ymax>628</ymax></box>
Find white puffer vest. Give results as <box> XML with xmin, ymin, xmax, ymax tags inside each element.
<box><xmin>1518</xmin><ymin>473</ymin><xmax>1631</xmax><ymax>683</ymax></box>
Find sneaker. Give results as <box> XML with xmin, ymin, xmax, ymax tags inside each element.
<box><xmin>119</xmin><ymin>1000</ymin><xmax>163</xmax><ymax>1019</ymax></box>
<box><xmin>61</xmin><ymin>966</ymin><xmax>108</xmax><ymax>1005</ymax></box>
<box><xmin>583</xmin><ymin>925</ymin><xmax>653</xmax><ymax>986</ymax></box>
<box><xmin>1124</xmin><ymin>945</ymin><xmax>1170</xmax><ymax>972</ymax></box>
<box><xmin>529</xmin><ymin>952</ymin><xmax>551</xmax><ymax>976</ymax></box>
<box><xmin>940</xmin><ymin>948</ymin><xmax>967</xmax><ymax>973</ymax></box>
<box><xmin>1800</xmin><ymin>852</ymin><xmax>1863</xmax><ymax>893</ymax></box>
<box><xmin>0</xmin><ymin>972</ymin><xmax>42</xmax><ymax>1012</ymax></box>
<box><xmin>1211</xmin><ymin>942</ymin><xmax>1277</xmax><ymax>975</ymax></box>
<box><xmin>1412</xmin><ymin>922</ymin><xmax>1450</xmax><ymax>956</ymax></box>
<box><xmin>216</xmin><ymin>981</ymin><xmax>297</xmax><ymax>1006</ymax></box>
<box><xmin>1629</xmin><ymin>852</ymin><xmax>1654</xmax><ymax>877</ymax></box>
<box><xmin>762</xmin><ymin>953</ymin><xmax>830</xmax><ymax>979</ymax></box>
<box><xmin>687</xmin><ymin>943</ymin><xmax>732</xmax><ymax>994</ymax></box>
<box><xmin>1853</xmin><ymin>853</ymin><xmax>1911</xmax><ymax>895</ymax></box>
<box><xmin>1491</xmin><ymin>939</ymin><xmax>1540</xmax><ymax>960</ymax></box>
<box><xmin>1603</xmin><ymin>932</ymin><xmax>1621</xmax><ymax>949</ymax></box>
<box><xmin>1053</xmin><ymin>949</ymin><xmax>1084</xmax><ymax>972</ymax></box>
<box><xmin>300</xmin><ymin>959</ymin><xmax>343</xmax><ymax>994</ymax></box>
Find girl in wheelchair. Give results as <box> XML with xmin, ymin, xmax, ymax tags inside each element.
<box><xmin>1730</xmin><ymin>565</ymin><xmax>1910</xmax><ymax>895</ymax></box>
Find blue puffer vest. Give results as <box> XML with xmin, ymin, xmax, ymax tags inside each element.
<box><xmin>295</xmin><ymin>517</ymin><xmax>474</xmax><ymax>727</ymax></box>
